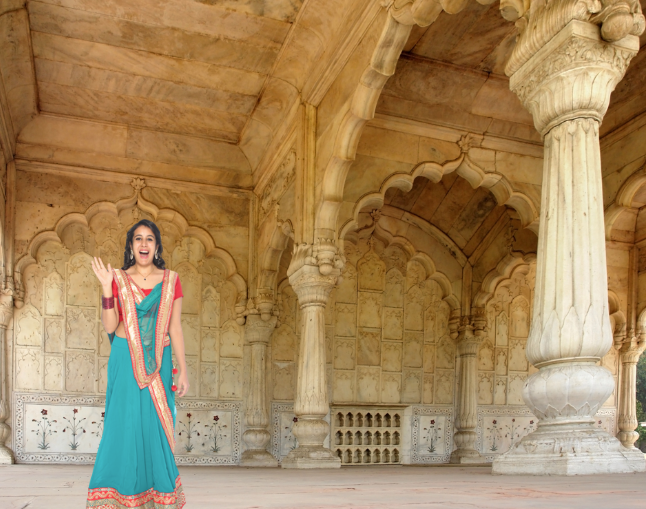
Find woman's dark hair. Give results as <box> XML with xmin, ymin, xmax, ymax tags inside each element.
<box><xmin>122</xmin><ymin>219</ymin><xmax>166</xmax><ymax>270</ymax></box>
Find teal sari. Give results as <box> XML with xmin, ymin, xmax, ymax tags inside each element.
<box><xmin>87</xmin><ymin>270</ymin><xmax>185</xmax><ymax>509</ymax></box>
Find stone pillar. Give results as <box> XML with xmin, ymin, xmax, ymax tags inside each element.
<box><xmin>0</xmin><ymin>159</ymin><xmax>16</xmax><ymax>464</ymax></box>
<box><xmin>281</xmin><ymin>242</ymin><xmax>342</xmax><ymax>469</ymax></box>
<box><xmin>617</xmin><ymin>333</ymin><xmax>646</xmax><ymax>449</ymax></box>
<box><xmin>0</xmin><ymin>293</ymin><xmax>14</xmax><ymax>464</ymax></box>
<box><xmin>450</xmin><ymin>313</ymin><xmax>486</xmax><ymax>463</ymax></box>
<box><xmin>493</xmin><ymin>20</ymin><xmax>645</xmax><ymax>475</ymax></box>
<box><xmin>240</xmin><ymin>314</ymin><xmax>278</xmax><ymax>467</ymax></box>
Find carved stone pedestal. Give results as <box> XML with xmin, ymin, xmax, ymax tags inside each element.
<box><xmin>492</xmin><ymin>20</ymin><xmax>645</xmax><ymax>475</ymax></box>
<box><xmin>282</xmin><ymin>244</ymin><xmax>341</xmax><ymax>469</ymax></box>
<box><xmin>240</xmin><ymin>314</ymin><xmax>278</xmax><ymax>467</ymax></box>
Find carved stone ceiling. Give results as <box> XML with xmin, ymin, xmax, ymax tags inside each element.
<box><xmin>383</xmin><ymin>175</ymin><xmax>507</xmax><ymax>257</ymax></box>
<box><xmin>26</xmin><ymin>0</ymin><xmax>302</xmax><ymax>143</ymax></box>
<box><xmin>380</xmin><ymin>0</ymin><xmax>646</xmax><ymax>141</ymax></box>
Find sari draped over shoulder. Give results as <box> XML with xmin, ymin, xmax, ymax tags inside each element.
<box><xmin>113</xmin><ymin>269</ymin><xmax>178</xmax><ymax>449</ymax></box>
<box><xmin>87</xmin><ymin>269</ymin><xmax>185</xmax><ymax>509</ymax></box>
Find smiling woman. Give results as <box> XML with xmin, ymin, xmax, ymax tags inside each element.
<box><xmin>86</xmin><ymin>219</ymin><xmax>188</xmax><ymax>509</ymax></box>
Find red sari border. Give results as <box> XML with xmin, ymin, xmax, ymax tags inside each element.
<box><xmin>87</xmin><ymin>475</ymin><xmax>185</xmax><ymax>509</ymax></box>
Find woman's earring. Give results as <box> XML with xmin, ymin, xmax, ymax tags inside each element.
<box><xmin>155</xmin><ymin>251</ymin><xmax>159</xmax><ymax>260</ymax></box>
<box><xmin>130</xmin><ymin>249</ymin><xmax>134</xmax><ymax>260</ymax></box>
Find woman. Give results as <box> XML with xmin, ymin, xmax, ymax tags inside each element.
<box><xmin>87</xmin><ymin>219</ymin><xmax>188</xmax><ymax>509</ymax></box>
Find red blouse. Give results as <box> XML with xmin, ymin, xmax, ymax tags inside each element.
<box><xmin>112</xmin><ymin>276</ymin><xmax>183</xmax><ymax>323</ymax></box>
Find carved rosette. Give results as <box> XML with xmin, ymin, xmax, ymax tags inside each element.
<box><xmin>510</xmin><ymin>21</ymin><xmax>639</xmax><ymax>136</ymax></box>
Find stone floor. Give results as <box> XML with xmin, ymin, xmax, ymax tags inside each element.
<box><xmin>2</xmin><ymin>464</ymin><xmax>646</xmax><ymax>508</ymax></box>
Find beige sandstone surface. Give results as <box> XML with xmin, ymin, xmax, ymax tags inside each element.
<box><xmin>0</xmin><ymin>0</ymin><xmax>644</xmax><ymax>481</ymax></box>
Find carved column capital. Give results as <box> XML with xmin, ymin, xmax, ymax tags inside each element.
<box><xmin>456</xmin><ymin>312</ymin><xmax>487</xmax><ymax>355</ymax></box>
<box><xmin>509</xmin><ymin>21</ymin><xmax>639</xmax><ymax>135</ymax></box>
<box><xmin>505</xmin><ymin>0</ymin><xmax>644</xmax><ymax>74</ymax></box>
<box><xmin>287</xmin><ymin>242</ymin><xmax>343</xmax><ymax>308</ymax></box>
<box><xmin>254</xmin><ymin>289</ymin><xmax>276</xmax><ymax>322</ymax></box>
<box><xmin>619</xmin><ymin>333</ymin><xmax>646</xmax><ymax>364</ymax></box>
<box><xmin>244</xmin><ymin>314</ymin><xmax>277</xmax><ymax>345</ymax></box>
<box><xmin>456</xmin><ymin>317</ymin><xmax>481</xmax><ymax>356</ymax></box>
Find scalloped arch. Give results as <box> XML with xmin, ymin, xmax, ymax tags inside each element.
<box><xmin>257</xmin><ymin>220</ymin><xmax>294</xmax><ymax>296</ymax></box>
<box><xmin>604</xmin><ymin>161</ymin><xmax>646</xmax><ymax>240</ymax></box>
<box><xmin>472</xmin><ymin>253</ymin><xmax>537</xmax><ymax>308</ymax></box>
<box><xmin>315</xmin><ymin>1</ymin><xmax>538</xmax><ymax>241</ymax></box>
<box><xmin>315</xmin><ymin>8</ymin><xmax>419</xmax><ymax>239</ymax></box>
<box><xmin>339</xmin><ymin>155</ymin><xmax>539</xmax><ymax>241</ymax></box>
<box><xmin>15</xmin><ymin>193</ymin><xmax>247</xmax><ymax>299</ymax></box>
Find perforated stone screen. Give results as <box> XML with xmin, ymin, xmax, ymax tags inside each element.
<box><xmin>331</xmin><ymin>407</ymin><xmax>403</xmax><ymax>465</ymax></box>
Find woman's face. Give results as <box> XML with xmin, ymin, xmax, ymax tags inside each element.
<box><xmin>131</xmin><ymin>226</ymin><xmax>157</xmax><ymax>267</ymax></box>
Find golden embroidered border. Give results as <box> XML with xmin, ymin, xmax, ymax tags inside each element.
<box><xmin>149</xmin><ymin>373</ymin><xmax>176</xmax><ymax>450</ymax></box>
<box><xmin>158</xmin><ymin>271</ymin><xmax>177</xmax><ymax>348</ymax></box>
<box><xmin>113</xmin><ymin>270</ymin><xmax>175</xmax><ymax>389</ymax></box>
<box><xmin>87</xmin><ymin>475</ymin><xmax>185</xmax><ymax>509</ymax></box>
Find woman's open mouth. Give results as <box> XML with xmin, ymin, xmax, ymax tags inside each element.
<box><xmin>139</xmin><ymin>250</ymin><xmax>150</xmax><ymax>259</ymax></box>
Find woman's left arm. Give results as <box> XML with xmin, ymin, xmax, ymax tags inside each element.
<box><xmin>168</xmin><ymin>297</ymin><xmax>189</xmax><ymax>397</ymax></box>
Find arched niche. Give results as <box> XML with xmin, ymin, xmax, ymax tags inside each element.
<box><xmin>326</xmin><ymin>232</ymin><xmax>458</xmax><ymax>406</ymax></box>
<box><xmin>11</xmin><ymin>192</ymin><xmax>248</xmax><ymax>401</ymax></box>
<box><xmin>475</xmin><ymin>261</ymin><xmax>535</xmax><ymax>406</ymax></box>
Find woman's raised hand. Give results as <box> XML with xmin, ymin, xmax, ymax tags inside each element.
<box><xmin>91</xmin><ymin>257</ymin><xmax>114</xmax><ymax>290</ymax></box>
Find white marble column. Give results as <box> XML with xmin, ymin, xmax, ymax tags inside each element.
<box><xmin>451</xmin><ymin>314</ymin><xmax>486</xmax><ymax>463</ymax></box>
<box><xmin>281</xmin><ymin>242</ymin><xmax>342</xmax><ymax>469</ymax></box>
<box><xmin>617</xmin><ymin>333</ymin><xmax>646</xmax><ymax>449</ymax></box>
<box><xmin>493</xmin><ymin>20</ymin><xmax>645</xmax><ymax>475</ymax></box>
<box><xmin>241</xmin><ymin>314</ymin><xmax>278</xmax><ymax>467</ymax></box>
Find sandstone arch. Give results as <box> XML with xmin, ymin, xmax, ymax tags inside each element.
<box><xmin>338</xmin><ymin>153</ymin><xmax>540</xmax><ymax>241</ymax></box>
<box><xmin>315</xmin><ymin>0</ymin><xmax>540</xmax><ymax>242</ymax></box>
<box><xmin>15</xmin><ymin>187</ymin><xmax>247</xmax><ymax>311</ymax></box>
<box><xmin>472</xmin><ymin>254</ymin><xmax>536</xmax><ymax>308</ymax></box>
<box><xmin>604</xmin><ymin>160</ymin><xmax>646</xmax><ymax>240</ymax></box>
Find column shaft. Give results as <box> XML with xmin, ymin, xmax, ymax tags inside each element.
<box><xmin>451</xmin><ymin>322</ymin><xmax>484</xmax><ymax>463</ymax></box>
<box><xmin>282</xmin><ymin>245</ymin><xmax>341</xmax><ymax>469</ymax></box>
<box><xmin>617</xmin><ymin>338</ymin><xmax>646</xmax><ymax>448</ymax></box>
<box><xmin>492</xmin><ymin>20</ymin><xmax>644</xmax><ymax>475</ymax></box>
<box><xmin>241</xmin><ymin>314</ymin><xmax>278</xmax><ymax>467</ymax></box>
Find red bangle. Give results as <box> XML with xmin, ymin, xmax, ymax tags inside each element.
<box><xmin>102</xmin><ymin>296</ymin><xmax>114</xmax><ymax>309</ymax></box>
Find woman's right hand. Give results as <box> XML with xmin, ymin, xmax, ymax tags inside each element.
<box><xmin>91</xmin><ymin>257</ymin><xmax>114</xmax><ymax>293</ymax></box>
